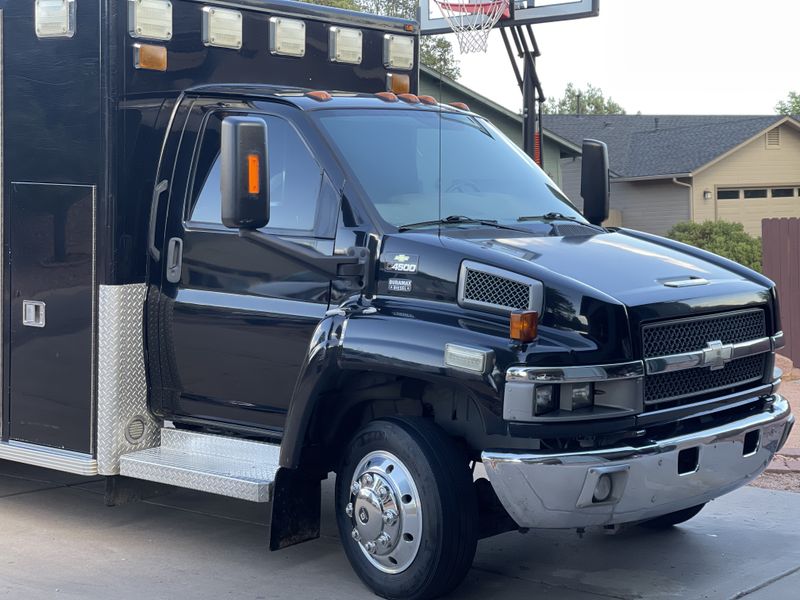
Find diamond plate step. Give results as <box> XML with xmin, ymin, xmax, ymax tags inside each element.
<box><xmin>119</xmin><ymin>429</ymin><xmax>280</xmax><ymax>502</ymax></box>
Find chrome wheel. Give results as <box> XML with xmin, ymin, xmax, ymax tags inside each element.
<box><xmin>346</xmin><ymin>450</ymin><xmax>422</xmax><ymax>574</ymax></box>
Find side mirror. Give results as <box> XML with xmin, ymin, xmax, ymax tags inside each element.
<box><xmin>580</xmin><ymin>139</ymin><xmax>610</xmax><ymax>226</ymax></box>
<box><xmin>221</xmin><ymin>116</ymin><xmax>270</xmax><ymax>230</ymax></box>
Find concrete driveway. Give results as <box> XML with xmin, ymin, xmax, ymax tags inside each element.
<box><xmin>1</xmin><ymin>461</ymin><xmax>798</xmax><ymax>600</ymax></box>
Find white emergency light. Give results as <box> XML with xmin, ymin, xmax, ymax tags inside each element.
<box><xmin>383</xmin><ymin>34</ymin><xmax>414</xmax><ymax>71</ymax></box>
<box><xmin>329</xmin><ymin>26</ymin><xmax>363</xmax><ymax>65</ymax></box>
<box><xmin>269</xmin><ymin>17</ymin><xmax>306</xmax><ymax>58</ymax></box>
<box><xmin>202</xmin><ymin>7</ymin><xmax>243</xmax><ymax>50</ymax></box>
<box><xmin>35</xmin><ymin>0</ymin><xmax>76</xmax><ymax>39</ymax></box>
<box><xmin>128</xmin><ymin>0</ymin><xmax>173</xmax><ymax>42</ymax></box>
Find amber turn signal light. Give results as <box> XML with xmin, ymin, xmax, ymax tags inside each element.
<box><xmin>510</xmin><ymin>311</ymin><xmax>538</xmax><ymax>343</ymax></box>
<box><xmin>247</xmin><ymin>154</ymin><xmax>261</xmax><ymax>195</ymax></box>
<box><xmin>133</xmin><ymin>43</ymin><xmax>167</xmax><ymax>72</ymax></box>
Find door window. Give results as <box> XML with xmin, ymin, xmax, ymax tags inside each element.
<box><xmin>189</xmin><ymin>114</ymin><xmax>324</xmax><ymax>233</ymax></box>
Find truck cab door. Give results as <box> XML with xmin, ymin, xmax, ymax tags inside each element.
<box><xmin>152</xmin><ymin>102</ymin><xmax>339</xmax><ymax>434</ymax></box>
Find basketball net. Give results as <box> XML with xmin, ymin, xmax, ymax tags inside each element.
<box><xmin>433</xmin><ymin>0</ymin><xmax>510</xmax><ymax>53</ymax></box>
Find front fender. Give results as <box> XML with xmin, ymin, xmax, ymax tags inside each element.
<box><xmin>279</xmin><ymin>305</ymin><xmax>511</xmax><ymax>469</ymax></box>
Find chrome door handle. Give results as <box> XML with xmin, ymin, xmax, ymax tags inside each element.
<box><xmin>23</xmin><ymin>300</ymin><xmax>46</xmax><ymax>328</ymax></box>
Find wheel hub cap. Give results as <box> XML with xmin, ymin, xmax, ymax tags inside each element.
<box><xmin>346</xmin><ymin>451</ymin><xmax>422</xmax><ymax>574</ymax></box>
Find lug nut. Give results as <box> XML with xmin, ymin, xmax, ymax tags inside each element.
<box><xmin>365</xmin><ymin>541</ymin><xmax>377</xmax><ymax>554</ymax></box>
<box><xmin>378</xmin><ymin>532</ymin><xmax>391</xmax><ymax>547</ymax></box>
<box><xmin>351</xmin><ymin>482</ymin><xmax>361</xmax><ymax>495</ymax></box>
<box><xmin>351</xmin><ymin>528</ymin><xmax>360</xmax><ymax>541</ymax></box>
<box><xmin>345</xmin><ymin>503</ymin><xmax>354</xmax><ymax>518</ymax></box>
<box><xmin>378</xmin><ymin>486</ymin><xmax>389</xmax><ymax>500</ymax></box>
<box><xmin>382</xmin><ymin>510</ymin><xmax>398</xmax><ymax>525</ymax></box>
<box><xmin>362</xmin><ymin>473</ymin><xmax>374</xmax><ymax>486</ymax></box>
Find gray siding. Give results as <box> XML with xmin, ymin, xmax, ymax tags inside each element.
<box><xmin>560</xmin><ymin>157</ymin><xmax>691</xmax><ymax>235</ymax></box>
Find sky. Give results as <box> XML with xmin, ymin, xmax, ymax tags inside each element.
<box><xmin>444</xmin><ymin>0</ymin><xmax>799</xmax><ymax>115</ymax></box>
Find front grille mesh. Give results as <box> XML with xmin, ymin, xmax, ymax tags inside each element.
<box><xmin>642</xmin><ymin>309</ymin><xmax>766</xmax><ymax>358</ymax></box>
<box><xmin>463</xmin><ymin>269</ymin><xmax>530</xmax><ymax>311</ymax></box>
<box><xmin>643</xmin><ymin>309</ymin><xmax>768</xmax><ymax>410</ymax></box>
<box><xmin>645</xmin><ymin>354</ymin><xmax>767</xmax><ymax>405</ymax></box>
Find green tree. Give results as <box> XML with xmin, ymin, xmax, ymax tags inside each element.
<box><xmin>543</xmin><ymin>83</ymin><xmax>626</xmax><ymax>115</ymax></box>
<box><xmin>304</xmin><ymin>0</ymin><xmax>461</xmax><ymax>79</ymax></box>
<box><xmin>775</xmin><ymin>91</ymin><xmax>800</xmax><ymax>115</ymax></box>
<box><xmin>666</xmin><ymin>221</ymin><xmax>762</xmax><ymax>272</ymax></box>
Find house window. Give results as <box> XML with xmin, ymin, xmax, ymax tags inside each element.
<box><xmin>766</xmin><ymin>127</ymin><xmax>781</xmax><ymax>148</ymax></box>
<box><xmin>744</xmin><ymin>189</ymin><xmax>768</xmax><ymax>199</ymax></box>
<box><xmin>771</xmin><ymin>188</ymin><xmax>795</xmax><ymax>198</ymax></box>
<box><xmin>717</xmin><ymin>189</ymin><xmax>740</xmax><ymax>200</ymax></box>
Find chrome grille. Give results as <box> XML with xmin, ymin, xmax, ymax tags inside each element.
<box><xmin>463</xmin><ymin>269</ymin><xmax>530</xmax><ymax>311</ymax></box>
<box><xmin>642</xmin><ymin>309</ymin><xmax>766</xmax><ymax>359</ymax></box>
<box><xmin>642</xmin><ymin>309</ymin><xmax>768</xmax><ymax>409</ymax></box>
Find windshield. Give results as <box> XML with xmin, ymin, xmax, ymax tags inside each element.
<box><xmin>313</xmin><ymin>108</ymin><xmax>585</xmax><ymax>229</ymax></box>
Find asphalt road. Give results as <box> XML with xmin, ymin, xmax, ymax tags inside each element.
<box><xmin>1</xmin><ymin>461</ymin><xmax>798</xmax><ymax>600</ymax></box>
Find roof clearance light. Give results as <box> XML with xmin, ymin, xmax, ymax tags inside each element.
<box><xmin>35</xmin><ymin>0</ymin><xmax>76</xmax><ymax>39</ymax></box>
<box><xmin>329</xmin><ymin>26</ymin><xmax>363</xmax><ymax>65</ymax></box>
<box><xmin>383</xmin><ymin>34</ymin><xmax>414</xmax><ymax>71</ymax></box>
<box><xmin>270</xmin><ymin>17</ymin><xmax>306</xmax><ymax>58</ymax></box>
<box><xmin>202</xmin><ymin>7</ymin><xmax>243</xmax><ymax>50</ymax></box>
<box><xmin>129</xmin><ymin>0</ymin><xmax>173</xmax><ymax>41</ymax></box>
<box><xmin>133</xmin><ymin>43</ymin><xmax>168</xmax><ymax>71</ymax></box>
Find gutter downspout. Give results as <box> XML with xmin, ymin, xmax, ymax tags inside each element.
<box><xmin>672</xmin><ymin>177</ymin><xmax>694</xmax><ymax>222</ymax></box>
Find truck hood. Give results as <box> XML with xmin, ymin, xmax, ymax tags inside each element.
<box><xmin>442</xmin><ymin>229</ymin><xmax>765</xmax><ymax>308</ymax></box>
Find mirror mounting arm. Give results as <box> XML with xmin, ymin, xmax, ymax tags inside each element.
<box><xmin>239</xmin><ymin>229</ymin><xmax>370</xmax><ymax>288</ymax></box>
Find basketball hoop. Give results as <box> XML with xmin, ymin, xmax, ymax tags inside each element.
<box><xmin>433</xmin><ymin>0</ymin><xmax>510</xmax><ymax>54</ymax></box>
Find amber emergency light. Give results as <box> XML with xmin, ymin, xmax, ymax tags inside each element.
<box><xmin>386</xmin><ymin>73</ymin><xmax>411</xmax><ymax>95</ymax></box>
<box><xmin>510</xmin><ymin>311</ymin><xmax>538</xmax><ymax>343</ymax></box>
<box><xmin>133</xmin><ymin>43</ymin><xmax>167</xmax><ymax>71</ymax></box>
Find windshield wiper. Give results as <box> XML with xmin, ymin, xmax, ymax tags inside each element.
<box><xmin>517</xmin><ymin>212</ymin><xmax>584</xmax><ymax>223</ymax></box>
<box><xmin>399</xmin><ymin>215</ymin><xmax>502</xmax><ymax>232</ymax></box>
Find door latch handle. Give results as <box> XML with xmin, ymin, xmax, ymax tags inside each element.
<box><xmin>166</xmin><ymin>237</ymin><xmax>183</xmax><ymax>284</ymax></box>
<box><xmin>23</xmin><ymin>300</ymin><xmax>46</xmax><ymax>328</ymax></box>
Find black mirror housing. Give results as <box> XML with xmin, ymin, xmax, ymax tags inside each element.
<box><xmin>221</xmin><ymin>116</ymin><xmax>270</xmax><ymax>230</ymax></box>
<box><xmin>580</xmin><ymin>139</ymin><xmax>610</xmax><ymax>226</ymax></box>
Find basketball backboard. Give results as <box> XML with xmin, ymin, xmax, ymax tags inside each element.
<box><xmin>419</xmin><ymin>0</ymin><xmax>600</xmax><ymax>36</ymax></box>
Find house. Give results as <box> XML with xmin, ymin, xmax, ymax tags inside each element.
<box><xmin>546</xmin><ymin>114</ymin><xmax>800</xmax><ymax>236</ymax></box>
<box><xmin>419</xmin><ymin>65</ymin><xmax>581</xmax><ymax>188</ymax></box>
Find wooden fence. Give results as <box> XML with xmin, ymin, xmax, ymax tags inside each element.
<box><xmin>762</xmin><ymin>218</ymin><xmax>800</xmax><ymax>364</ymax></box>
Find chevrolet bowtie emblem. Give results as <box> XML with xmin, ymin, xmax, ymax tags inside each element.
<box><xmin>394</xmin><ymin>254</ymin><xmax>411</xmax><ymax>263</ymax></box>
<box><xmin>702</xmin><ymin>340</ymin><xmax>734</xmax><ymax>371</ymax></box>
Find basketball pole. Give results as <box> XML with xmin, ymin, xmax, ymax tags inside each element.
<box><xmin>500</xmin><ymin>24</ymin><xmax>545</xmax><ymax>169</ymax></box>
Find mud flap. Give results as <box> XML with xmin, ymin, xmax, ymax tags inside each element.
<box><xmin>269</xmin><ymin>468</ymin><xmax>322</xmax><ymax>551</ymax></box>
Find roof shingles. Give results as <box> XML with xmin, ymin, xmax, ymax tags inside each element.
<box><xmin>543</xmin><ymin>115</ymin><xmax>790</xmax><ymax>178</ymax></box>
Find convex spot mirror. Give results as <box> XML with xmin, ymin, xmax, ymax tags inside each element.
<box><xmin>580</xmin><ymin>139</ymin><xmax>610</xmax><ymax>226</ymax></box>
<box><xmin>221</xmin><ymin>116</ymin><xmax>270</xmax><ymax>230</ymax></box>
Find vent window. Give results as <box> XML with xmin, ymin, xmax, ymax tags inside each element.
<box><xmin>766</xmin><ymin>127</ymin><xmax>781</xmax><ymax>148</ymax></box>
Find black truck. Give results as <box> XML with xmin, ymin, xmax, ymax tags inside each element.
<box><xmin>0</xmin><ymin>1</ymin><xmax>794</xmax><ymax>599</ymax></box>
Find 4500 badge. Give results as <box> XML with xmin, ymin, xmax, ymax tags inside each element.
<box><xmin>381</xmin><ymin>253</ymin><xmax>419</xmax><ymax>274</ymax></box>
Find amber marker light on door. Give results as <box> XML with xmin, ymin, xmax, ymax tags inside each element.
<box><xmin>510</xmin><ymin>311</ymin><xmax>538</xmax><ymax>343</ymax></box>
<box><xmin>247</xmin><ymin>154</ymin><xmax>261</xmax><ymax>195</ymax></box>
<box><xmin>133</xmin><ymin>43</ymin><xmax>168</xmax><ymax>71</ymax></box>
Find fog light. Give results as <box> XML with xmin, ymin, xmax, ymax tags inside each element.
<box><xmin>593</xmin><ymin>474</ymin><xmax>613</xmax><ymax>503</ymax></box>
<box><xmin>534</xmin><ymin>385</ymin><xmax>557</xmax><ymax>416</ymax></box>
<box><xmin>570</xmin><ymin>383</ymin><xmax>594</xmax><ymax>410</ymax></box>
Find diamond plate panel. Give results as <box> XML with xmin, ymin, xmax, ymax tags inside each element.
<box><xmin>97</xmin><ymin>284</ymin><xmax>160</xmax><ymax>475</ymax></box>
<box><xmin>120</xmin><ymin>430</ymin><xmax>280</xmax><ymax>502</ymax></box>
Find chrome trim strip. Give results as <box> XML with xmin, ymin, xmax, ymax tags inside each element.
<box><xmin>0</xmin><ymin>440</ymin><xmax>98</xmax><ymax>476</ymax></box>
<box><xmin>506</xmin><ymin>361</ymin><xmax>644</xmax><ymax>384</ymax></box>
<box><xmin>772</xmin><ymin>331</ymin><xmax>785</xmax><ymax>351</ymax></box>
<box><xmin>645</xmin><ymin>335</ymin><xmax>777</xmax><ymax>376</ymax></box>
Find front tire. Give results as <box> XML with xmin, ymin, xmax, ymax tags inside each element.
<box><xmin>335</xmin><ymin>417</ymin><xmax>478</xmax><ymax>600</ymax></box>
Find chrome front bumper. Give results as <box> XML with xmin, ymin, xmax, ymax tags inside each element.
<box><xmin>482</xmin><ymin>395</ymin><xmax>794</xmax><ymax>529</ymax></box>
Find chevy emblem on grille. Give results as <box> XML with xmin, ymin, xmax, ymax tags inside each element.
<box><xmin>702</xmin><ymin>340</ymin><xmax>734</xmax><ymax>371</ymax></box>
